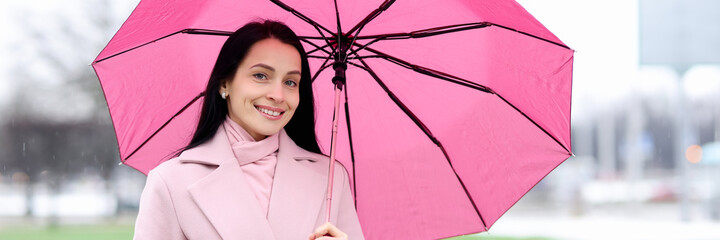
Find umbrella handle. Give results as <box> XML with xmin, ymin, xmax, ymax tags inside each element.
<box><xmin>326</xmin><ymin>83</ymin><xmax>343</xmax><ymax>223</ymax></box>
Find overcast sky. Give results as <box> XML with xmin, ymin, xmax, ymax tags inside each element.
<box><xmin>0</xmin><ymin>0</ymin><xmax>138</xmax><ymax>120</ymax></box>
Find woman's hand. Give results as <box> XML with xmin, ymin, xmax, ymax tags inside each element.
<box><xmin>307</xmin><ymin>222</ymin><xmax>348</xmax><ymax>240</ymax></box>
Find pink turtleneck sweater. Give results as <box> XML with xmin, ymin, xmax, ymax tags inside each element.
<box><xmin>222</xmin><ymin>116</ymin><xmax>279</xmax><ymax>218</ymax></box>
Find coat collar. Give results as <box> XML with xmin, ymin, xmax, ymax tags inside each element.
<box><xmin>179</xmin><ymin>126</ymin><xmax>328</xmax><ymax>239</ymax></box>
<box><xmin>177</xmin><ymin>125</ymin><xmax>322</xmax><ymax>165</ymax></box>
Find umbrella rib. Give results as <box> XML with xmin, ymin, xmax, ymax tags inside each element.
<box><xmin>360</xmin><ymin>46</ymin><xmax>493</xmax><ymax>93</ymax></box>
<box><xmin>346</xmin><ymin>61</ymin><xmax>368</xmax><ymax>70</ymax></box>
<box><xmin>269</xmin><ymin>0</ymin><xmax>334</xmax><ymax>35</ymax></box>
<box><xmin>308</xmin><ymin>55</ymin><xmax>331</xmax><ymax>59</ymax></box>
<box><xmin>489</xmin><ymin>23</ymin><xmax>571</xmax><ymax>50</ymax></box>
<box><xmin>354</xmin><ymin>56</ymin><xmax>490</xmax><ymax>231</ymax></box>
<box><xmin>360</xmin><ymin>46</ymin><xmax>572</xmax><ymax>154</ymax></box>
<box><xmin>98</xmin><ymin>28</ymin><xmax>310</xmax><ymax>64</ymax></box>
<box><xmin>94</xmin><ymin>28</ymin><xmax>337</xmax><ymax>64</ymax></box>
<box><xmin>123</xmin><ymin>92</ymin><xmax>205</xmax><ymax>161</ymax></box>
<box><xmin>300</xmin><ymin>38</ymin><xmax>333</xmax><ymax>56</ymax></box>
<box><xmin>343</xmin><ymin>0</ymin><xmax>396</xmax><ymax>62</ymax></box>
<box><xmin>351</xmin><ymin>22</ymin><xmax>570</xmax><ymax>50</ymax></box>
<box><xmin>353</xmin><ymin>22</ymin><xmax>491</xmax><ymax>40</ymax></box>
<box><xmin>269</xmin><ymin>0</ymin><xmax>337</xmax><ymax>52</ymax></box>
<box><xmin>93</xmin><ymin>28</ymin><xmax>227</xmax><ymax>64</ymax></box>
<box><xmin>347</xmin><ymin>22</ymin><xmax>492</xmax><ymax>57</ymax></box>
<box><xmin>346</xmin><ymin>0</ymin><xmax>396</xmax><ymax>37</ymax></box>
<box><xmin>182</xmin><ymin>29</ymin><xmax>233</xmax><ymax>36</ymax></box>
<box><xmin>298</xmin><ymin>36</ymin><xmax>329</xmax><ymax>40</ymax></box>
<box><xmin>311</xmin><ymin>55</ymin><xmax>334</xmax><ymax>83</ymax></box>
<box><xmin>92</xmin><ymin>26</ymin><xmax>333</xmax><ymax>67</ymax></box>
<box><xmin>347</xmin><ymin>55</ymin><xmax>385</xmax><ymax>60</ymax></box>
<box><xmin>346</xmin><ymin>22</ymin><xmax>570</xmax><ymax>57</ymax></box>
<box><xmin>495</xmin><ymin>93</ymin><xmax>572</xmax><ymax>154</ymax></box>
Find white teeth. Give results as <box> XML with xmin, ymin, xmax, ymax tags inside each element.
<box><xmin>257</xmin><ymin>107</ymin><xmax>281</xmax><ymax>117</ymax></box>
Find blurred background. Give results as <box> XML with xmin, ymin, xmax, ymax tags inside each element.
<box><xmin>1</xmin><ymin>0</ymin><xmax>719</xmax><ymax>239</ymax></box>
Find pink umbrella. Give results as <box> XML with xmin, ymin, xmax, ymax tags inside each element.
<box><xmin>92</xmin><ymin>0</ymin><xmax>574</xmax><ymax>239</ymax></box>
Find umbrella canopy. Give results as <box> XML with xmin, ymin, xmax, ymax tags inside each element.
<box><xmin>92</xmin><ymin>0</ymin><xmax>574</xmax><ymax>239</ymax></box>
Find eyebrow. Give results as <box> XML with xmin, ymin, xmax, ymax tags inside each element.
<box><xmin>250</xmin><ymin>63</ymin><xmax>301</xmax><ymax>75</ymax></box>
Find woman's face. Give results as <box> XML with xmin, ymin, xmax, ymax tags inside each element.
<box><xmin>220</xmin><ymin>38</ymin><xmax>302</xmax><ymax>141</ymax></box>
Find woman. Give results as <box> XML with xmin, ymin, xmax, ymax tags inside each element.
<box><xmin>133</xmin><ymin>20</ymin><xmax>364</xmax><ymax>240</ymax></box>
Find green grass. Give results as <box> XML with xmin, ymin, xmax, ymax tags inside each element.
<box><xmin>443</xmin><ymin>234</ymin><xmax>553</xmax><ymax>240</ymax></box>
<box><xmin>0</xmin><ymin>224</ymin><xmax>134</xmax><ymax>240</ymax></box>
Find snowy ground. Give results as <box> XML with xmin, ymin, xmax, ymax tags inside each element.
<box><xmin>484</xmin><ymin>200</ymin><xmax>720</xmax><ymax>240</ymax></box>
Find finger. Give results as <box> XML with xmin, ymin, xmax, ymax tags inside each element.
<box><xmin>314</xmin><ymin>222</ymin><xmax>347</xmax><ymax>239</ymax></box>
<box><xmin>312</xmin><ymin>223</ymin><xmax>330</xmax><ymax>237</ymax></box>
<box><xmin>325</xmin><ymin>223</ymin><xmax>346</xmax><ymax>238</ymax></box>
<box><xmin>310</xmin><ymin>224</ymin><xmax>329</xmax><ymax>239</ymax></box>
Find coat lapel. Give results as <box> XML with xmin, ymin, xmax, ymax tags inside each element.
<box><xmin>267</xmin><ymin>130</ymin><xmax>328</xmax><ymax>239</ymax></box>
<box><xmin>181</xmin><ymin>126</ymin><xmax>277</xmax><ymax>240</ymax></box>
<box><xmin>177</xmin><ymin>127</ymin><xmax>329</xmax><ymax>240</ymax></box>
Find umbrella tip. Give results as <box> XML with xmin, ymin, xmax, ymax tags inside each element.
<box><xmin>570</xmin><ymin>152</ymin><xmax>576</xmax><ymax>157</ymax></box>
<box><xmin>118</xmin><ymin>162</ymin><xmax>124</xmax><ymax>166</ymax></box>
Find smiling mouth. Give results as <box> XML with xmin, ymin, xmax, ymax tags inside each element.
<box><xmin>255</xmin><ymin>105</ymin><xmax>284</xmax><ymax>118</ymax></box>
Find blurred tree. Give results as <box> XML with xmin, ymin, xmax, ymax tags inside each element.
<box><xmin>0</xmin><ymin>0</ymin><xmax>135</xmax><ymax>221</ymax></box>
<box><xmin>3</xmin><ymin>118</ymin><xmax>118</xmax><ymax>215</ymax></box>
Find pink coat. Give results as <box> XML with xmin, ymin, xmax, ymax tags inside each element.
<box><xmin>133</xmin><ymin>128</ymin><xmax>364</xmax><ymax>240</ymax></box>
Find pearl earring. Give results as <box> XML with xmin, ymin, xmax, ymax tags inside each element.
<box><xmin>221</xmin><ymin>92</ymin><xmax>227</xmax><ymax>99</ymax></box>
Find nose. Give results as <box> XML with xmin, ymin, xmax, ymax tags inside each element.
<box><xmin>266</xmin><ymin>81</ymin><xmax>285</xmax><ymax>103</ymax></box>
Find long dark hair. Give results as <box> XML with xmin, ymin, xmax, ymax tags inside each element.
<box><xmin>179</xmin><ymin>20</ymin><xmax>321</xmax><ymax>155</ymax></box>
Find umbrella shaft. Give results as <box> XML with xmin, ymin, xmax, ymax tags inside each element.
<box><xmin>326</xmin><ymin>85</ymin><xmax>343</xmax><ymax>223</ymax></box>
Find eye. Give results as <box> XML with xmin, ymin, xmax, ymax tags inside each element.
<box><xmin>253</xmin><ymin>73</ymin><xmax>268</xmax><ymax>80</ymax></box>
<box><xmin>284</xmin><ymin>79</ymin><xmax>298</xmax><ymax>88</ymax></box>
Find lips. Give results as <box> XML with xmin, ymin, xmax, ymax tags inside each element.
<box><xmin>255</xmin><ymin>105</ymin><xmax>285</xmax><ymax>119</ymax></box>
